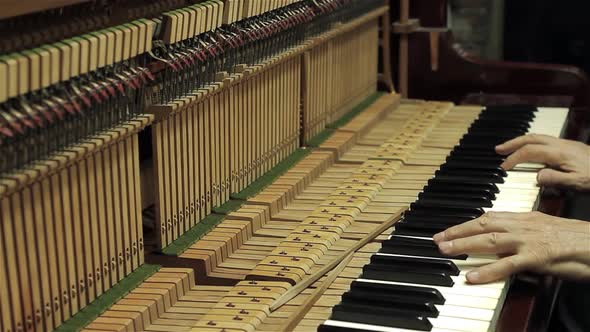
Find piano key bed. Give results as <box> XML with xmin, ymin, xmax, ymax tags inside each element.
<box><xmin>317</xmin><ymin>106</ymin><xmax>569</xmax><ymax>332</ymax></box>
<box><xmin>80</xmin><ymin>101</ymin><xmax>568</xmax><ymax>332</ymax></box>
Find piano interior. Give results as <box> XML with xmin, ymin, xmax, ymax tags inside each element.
<box><xmin>0</xmin><ymin>1</ymin><xmax>585</xmax><ymax>332</ymax></box>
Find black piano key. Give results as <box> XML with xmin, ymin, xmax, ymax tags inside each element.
<box><xmin>447</xmin><ymin>152</ymin><xmax>505</xmax><ymax>164</ymax></box>
<box><xmin>469</xmin><ymin>120</ymin><xmax>530</xmax><ymax>131</ymax></box>
<box><xmin>393</xmin><ymin>223</ymin><xmax>447</xmax><ymax>237</ymax></box>
<box><xmin>467</xmin><ymin>124</ymin><xmax>528</xmax><ymax>134</ymax></box>
<box><xmin>417</xmin><ymin>192</ymin><xmax>493</xmax><ymax>208</ymax></box>
<box><xmin>341</xmin><ymin>291</ymin><xmax>439</xmax><ymax>317</ymax></box>
<box><xmin>452</xmin><ymin>146</ymin><xmax>503</xmax><ymax>158</ymax></box>
<box><xmin>370</xmin><ymin>254</ymin><xmax>460</xmax><ymax>276</ymax></box>
<box><xmin>478</xmin><ymin>112</ymin><xmax>535</xmax><ymax>121</ymax></box>
<box><xmin>442</xmin><ymin>160</ymin><xmax>507</xmax><ymax>176</ymax></box>
<box><xmin>459</xmin><ymin>134</ymin><xmax>521</xmax><ymax>146</ymax></box>
<box><xmin>423</xmin><ymin>183</ymin><xmax>496</xmax><ymax>201</ymax></box>
<box><xmin>466</xmin><ymin>127</ymin><xmax>528</xmax><ymax>138</ymax></box>
<box><xmin>437</xmin><ymin>166</ymin><xmax>506</xmax><ymax>179</ymax></box>
<box><xmin>331</xmin><ymin>303</ymin><xmax>433</xmax><ymax>331</ymax></box>
<box><xmin>426</xmin><ymin>178</ymin><xmax>498</xmax><ymax>198</ymax></box>
<box><xmin>350</xmin><ymin>280</ymin><xmax>446</xmax><ymax>305</ymax></box>
<box><xmin>435</xmin><ymin>169</ymin><xmax>504</xmax><ymax>184</ymax></box>
<box><xmin>318</xmin><ymin>325</ymin><xmax>374</xmax><ymax>332</ymax></box>
<box><xmin>362</xmin><ymin>262</ymin><xmax>454</xmax><ymax>287</ymax></box>
<box><xmin>409</xmin><ymin>202</ymin><xmax>484</xmax><ymax>218</ymax></box>
<box><xmin>381</xmin><ymin>236</ymin><xmax>467</xmax><ymax>260</ymax></box>
<box><xmin>432</xmin><ymin>170</ymin><xmax>501</xmax><ymax>184</ymax></box>
<box><xmin>484</xmin><ymin>104</ymin><xmax>537</xmax><ymax>114</ymax></box>
<box><xmin>402</xmin><ymin>213</ymin><xmax>474</xmax><ymax>224</ymax></box>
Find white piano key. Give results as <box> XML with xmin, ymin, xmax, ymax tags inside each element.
<box><xmin>514</xmin><ymin>107</ymin><xmax>569</xmax><ymax>171</ymax></box>
<box><xmin>529</xmin><ymin>107</ymin><xmax>569</xmax><ymax>138</ymax></box>
<box><xmin>322</xmin><ymin>320</ymin><xmax>458</xmax><ymax>332</ymax></box>
<box><xmin>429</xmin><ymin>315</ymin><xmax>490</xmax><ymax>332</ymax></box>
<box><xmin>324</xmin><ymin>313</ymin><xmax>491</xmax><ymax>332</ymax></box>
<box><xmin>324</xmin><ymin>106</ymin><xmax>569</xmax><ymax>332</ymax></box>
<box><xmin>356</xmin><ymin>278</ymin><xmax>504</xmax><ymax>301</ymax></box>
<box><xmin>436</xmin><ymin>304</ymin><xmax>495</xmax><ymax>322</ymax></box>
<box><xmin>439</xmin><ymin>293</ymin><xmax>499</xmax><ymax>311</ymax></box>
<box><xmin>374</xmin><ymin>252</ymin><xmax>498</xmax><ymax>268</ymax></box>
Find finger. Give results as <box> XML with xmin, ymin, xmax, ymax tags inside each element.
<box><xmin>466</xmin><ymin>254</ymin><xmax>532</xmax><ymax>284</ymax></box>
<box><xmin>438</xmin><ymin>232</ymin><xmax>520</xmax><ymax>256</ymax></box>
<box><xmin>500</xmin><ymin>144</ymin><xmax>562</xmax><ymax>170</ymax></box>
<box><xmin>537</xmin><ymin>168</ymin><xmax>579</xmax><ymax>188</ymax></box>
<box><xmin>536</xmin><ymin>261</ymin><xmax>590</xmax><ymax>280</ymax></box>
<box><xmin>433</xmin><ymin>213</ymin><xmax>510</xmax><ymax>243</ymax></box>
<box><xmin>495</xmin><ymin>134</ymin><xmax>556</xmax><ymax>155</ymax></box>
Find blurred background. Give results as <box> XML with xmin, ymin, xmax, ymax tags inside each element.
<box><xmin>450</xmin><ymin>0</ymin><xmax>590</xmax><ymax>74</ymax></box>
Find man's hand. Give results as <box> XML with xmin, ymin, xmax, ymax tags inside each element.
<box><xmin>496</xmin><ymin>134</ymin><xmax>590</xmax><ymax>191</ymax></box>
<box><xmin>433</xmin><ymin>211</ymin><xmax>590</xmax><ymax>284</ymax></box>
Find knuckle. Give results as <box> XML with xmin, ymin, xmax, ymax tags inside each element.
<box><xmin>487</xmin><ymin>232</ymin><xmax>499</xmax><ymax>246</ymax></box>
<box><xmin>506</xmin><ymin>256</ymin><xmax>520</xmax><ymax>271</ymax></box>
<box><xmin>478</xmin><ymin>214</ymin><xmax>491</xmax><ymax>228</ymax></box>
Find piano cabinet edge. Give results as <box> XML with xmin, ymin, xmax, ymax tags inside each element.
<box><xmin>403</xmin><ymin>30</ymin><xmax>590</xmax><ymax>118</ymax></box>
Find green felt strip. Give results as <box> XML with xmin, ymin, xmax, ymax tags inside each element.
<box><xmin>307</xmin><ymin>92</ymin><xmax>383</xmax><ymax>147</ymax></box>
<box><xmin>327</xmin><ymin>92</ymin><xmax>385</xmax><ymax>129</ymax></box>
<box><xmin>161</xmin><ymin>214</ymin><xmax>226</xmax><ymax>255</ymax></box>
<box><xmin>56</xmin><ymin>264</ymin><xmax>160</xmax><ymax>332</ymax></box>
<box><xmin>212</xmin><ymin>199</ymin><xmax>245</xmax><ymax>215</ymax></box>
<box><xmin>306</xmin><ymin>128</ymin><xmax>336</xmax><ymax>147</ymax></box>
<box><xmin>231</xmin><ymin>148</ymin><xmax>311</xmax><ymax>200</ymax></box>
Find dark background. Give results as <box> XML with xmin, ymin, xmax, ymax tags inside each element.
<box><xmin>503</xmin><ymin>0</ymin><xmax>590</xmax><ymax>75</ymax></box>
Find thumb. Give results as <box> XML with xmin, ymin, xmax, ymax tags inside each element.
<box><xmin>537</xmin><ymin>168</ymin><xmax>578</xmax><ymax>188</ymax></box>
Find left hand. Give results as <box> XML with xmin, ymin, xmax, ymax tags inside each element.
<box><xmin>432</xmin><ymin>211</ymin><xmax>590</xmax><ymax>284</ymax></box>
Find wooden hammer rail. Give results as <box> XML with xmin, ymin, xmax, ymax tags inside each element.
<box><xmin>185</xmin><ymin>101</ymin><xmax>453</xmax><ymax>331</ymax></box>
<box><xmin>301</xmin><ymin>18</ymin><xmax>381</xmax><ymax>143</ymax></box>
<box><xmin>77</xmin><ymin>99</ymin><xmax>464</xmax><ymax>332</ymax></box>
<box><xmin>78</xmin><ymin>95</ymin><xmax>403</xmax><ymax>332</ymax></box>
<box><xmin>0</xmin><ymin>116</ymin><xmax>152</xmax><ymax>332</ymax></box>
<box><xmin>197</xmin><ymin>103</ymin><xmax>484</xmax><ymax>332</ymax></box>
<box><xmin>145</xmin><ymin>5</ymin><xmax>391</xmax><ymax>250</ymax></box>
<box><xmin>145</xmin><ymin>5</ymin><xmax>390</xmax><ymax>120</ymax></box>
<box><xmin>0</xmin><ymin>115</ymin><xmax>153</xmax><ymax>198</ymax></box>
<box><xmin>150</xmin><ymin>93</ymin><xmax>399</xmax><ymax>282</ymax></box>
<box><xmin>149</xmin><ymin>55</ymin><xmax>302</xmax><ymax>249</ymax></box>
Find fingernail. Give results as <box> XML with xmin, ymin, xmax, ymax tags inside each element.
<box><xmin>438</xmin><ymin>241</ymin><xmax>452</xmax><ymax>252</ymax></box>
<box><xmin>432</xmin><ymin>232</ymin><xmax>445</xmax><ymax>243</ymax></box>
<box><xmin>467</xmin><ymin>271</ymin><xmax>480</xmax><ymax>283</ymax></box>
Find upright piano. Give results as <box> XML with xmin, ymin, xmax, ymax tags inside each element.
<box><xmin>0</xmin><ymin>1</ymin><xmax>586</xmax><ymax>332</ymax></box>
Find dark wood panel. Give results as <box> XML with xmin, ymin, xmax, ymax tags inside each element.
<box><xmin>0</xmin><ymin>0</ymin><xmax>91</xmax><ymax>19</ymax></box>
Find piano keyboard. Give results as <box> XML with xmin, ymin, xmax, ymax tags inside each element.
<box><xmin>318</xmin><ymin>105</ymin><xmax>569</xmax><ymax>332</ymax></box>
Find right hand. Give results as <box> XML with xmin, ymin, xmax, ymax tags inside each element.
<box><xmin>495</xmin><ymin>134</ymin><xmax>590</xmax><ymax>191</ymax></box>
